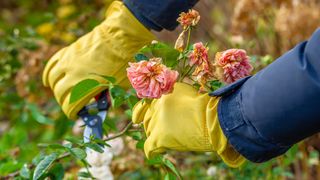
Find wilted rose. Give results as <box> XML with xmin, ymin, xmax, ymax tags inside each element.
<box><xmin>177</xmin><ymin>9</ymin><xmax>200</xmax><ymax>29</ymax></box>
<box><xmin>214</xmin><ymin>49</ymin><xmax>253</xmax><ymax>84</ymax></box>
<box><xmin>189</xmin><ymin>42</ymin><xmax>209</xmax><ymax>66</ymax></box>
<box><xmin>189</xmin><ymin>42</ymin><xmax>214</xmax><ymax>92</ymax></box>
<box><xmin>127</xmin><ymin>58</ymin><xmax>179</xmax><ymax>99</ymax></box>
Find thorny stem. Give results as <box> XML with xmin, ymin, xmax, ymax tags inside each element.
<box><xmin>6</xmin><ymin>122</ymin><xmax>134</xmax><ymax>178</ymax></box>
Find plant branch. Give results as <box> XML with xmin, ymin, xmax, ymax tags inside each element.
<box><xmin>104</xmin><ymin>121</ymin><xmax>133</xmax><ymax>141</ymax></box>
<box><xmin>6</xmin><ymin>122</ymin><xmax>134</xmax><ymax>178</ymax></box>
<box><xmin>5</xmin><ymin>152</ymin><xmax>71</xmax><ymax>178</ymax></box>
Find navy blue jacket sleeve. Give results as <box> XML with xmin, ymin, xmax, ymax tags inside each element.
<box><xmin>210</xmin><ymin>28</ymin><xmax>320</xmax><ymax>162</ymax></box>
<box><xmin>123</xmin><ymin>0</ymin><xmax>199</xmax><ymax>31</ymax></box>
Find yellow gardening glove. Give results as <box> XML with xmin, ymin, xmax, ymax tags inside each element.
<box><xmin>132</xmin><ymin>83</ymin><xmax>246</xmax><ymax>168</ymax></box>
<box><xmin>42</xmin><ymin>1</ymin><xmax>155</xmax><ymax>119</ymax></box>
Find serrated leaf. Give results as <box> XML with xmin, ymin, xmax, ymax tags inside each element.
<box><xmin>134</xmin><ymin>53</ymin><xmax>148</xmax><ymax>62</ymax></box>
<box><xmin>19</xmin><ymin>164</ymin><xmax>30</xmax><ymax>179</ymax></box>
<box><xmin>33</xmin><ymin>153</ymin><xmax>57</xmax><ymax>180</ymax></box>
<box><xmin>69</xmin><ymin>79</ymin><xmax>102</xmax><ymax>104</ymax></box>
<box><xmin>163</xmin><ymin>158</ymin><xmax>181</xmax><ymax>179</ymax></box>
<box><xmin>69</xmin><ymin>148</ymin><xmax>87</xmax><ymax>160</ymax></box>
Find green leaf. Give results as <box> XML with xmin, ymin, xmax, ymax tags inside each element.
<box><xmin>109</xmin><ymin>85</ymin><xmax>126</xmax><ymax>108</ymax></box>
<box><xmin>91</xmin><ymin>138</ymin><xmax>111</xmax><ymax>147</ymax></box>
<box><xmin>90</xmin><ymin>73</ymin><xmax>116</xmax><ymax>84</ymax></box>
<box><xmin>27</xmin><ymin>103</ymin><xmax>54</xmax><ymax>125</ymax></box>
<box><xmin>63</xmin><ymin>143</ymin><xmax>72</xmax><ymax>149</ymax></box>
<box><xmin>78</xmin><ymin>171</ymin><xmax>92</xmax><ymax>178</ymax></box>
<box><xmin>134</xmin><ymin>53</ymin><xmax>148</xmax><ymax>62</ymax></box>
<box><xmin>84</xmin><ymin>143</ymin><xmax>104</xmax><ymax>153</ymax></box>
<box><xmin>136</xmin><ymin>140</ymin><xmax>145</xmax><ymax>149</ymax></box>
<box><xmin>19</xmin><ymin>164</ymin><xmax>30</xmax><ymax>179</ymax></box>
<box><xmin>125</xmin><ymin>109</ymin><xmax>132</xmax><ymax>118</ymax></box>
<box><xmin>104</xmin><ymin>117</ymin><xmax>117</xmax><ymax>131</ymax></box>
<box><xmin>100</xmin><ymin>75</ymin><xmax>116</xmax><ymax>84</ymax></box>
<box><xmin>0</xmin><ymin>161</ymin><xmax>22</xmax><ymax>175</ymax></box>
<box><xmin>164</xmin><ymin>172</ymin><xmax>177</xmax><ymax>180</ymax></box>
<box><xmin>65</xmin><ymin>137</ymin><xmax>83</xmax><ymax>145</ymax></box>
<box><xmin>32</xmin><ymin>153</ymin><xmax>45</xmax><ymax>165</ymax></box>
<box><xmin>54</xmin><ymin>114</ymin><xmax>71</xmax><ymax>139</ymax></box>
<box><xmin>163</xmin><ymin>158</ymin><xmax>181</xmax><ymax>179</ymax></box>
<box><xmin>140</xmin><ymin>42</ymin><xmax>180</xmax><ymax>67</ymax></box>
<box><xmin>129</xmin><ymin>131</ymin><xmax>142</xmax><ymax>141</ymax></box>
<box><xmin>49</xmin><ymin>163</ymin><xmax>64</xmax><ymax>180</ymax></box>
<box><xmin>147</xmin><ymin>155</ymin><xmax>163</xmax><ymax>165</ymax></box>
<box><xmin>69</xmin><ymin>79</ymin><xmax>102</xmax><ymax>104</ymax></box>
<box><xmin>69</xmin><ymin>148</ymin><xmax>87</xmax><ymax>160</ymax></box>
<box><xmin>126</xmin><ymin>95</ymin><xmax>139</xmax><ymax>109</ymax></box>
<box><xmin>48</xmin><ymin>144</ymin><xmax>66</xmax><ymax>150</ymax></box>
<box><xmin>33</xmin><ymin>153</ymin><xmax>57</xmax><ymax>180</ymax></box>
<box><xmin>209</xmin><ymin>80</ymin><xmax>224</xmax><ymax>91</ymax></box>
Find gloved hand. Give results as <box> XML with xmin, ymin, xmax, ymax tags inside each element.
<box><xmin>42</xmin><ymin>1</ymin><xmax>155</xmax><ymax>119</ymax></box>
<box><xmin>132</xmin><ymin>83</ymin><xmax>245</xmax><ymax>167</ymax></box>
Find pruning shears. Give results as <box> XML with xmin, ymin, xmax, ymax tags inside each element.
<box><xmin>77</xmin><ymin>90</ymin><xmax>110</xmax><ymax>143</ymax></box>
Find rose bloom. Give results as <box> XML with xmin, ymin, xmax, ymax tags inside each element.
<box><xmin>127</xmin><ymin>58</ymin><xmax>179</xmax><ymax>99</ymax></box>
<box><xmin>189</xmin><ymin>42</ymin><xmax>209</xmax><ymax>66</ymax></box>
<box><xmin>214</xmin><ymin>49</ymin><xmax>253</xmax><ymax>84</ymax></box>
<box><xmin>177</xmin><ymin>9</ymin><xmax>200</xmax><ymax>29</ymax></box>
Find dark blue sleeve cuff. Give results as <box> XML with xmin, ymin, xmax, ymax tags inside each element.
<box><xmin>210</xmin><ymin>28</ymin><xmax>320</xmax><ymax>162</ymax></box>
<box><xmin>123</xmin><ymin>0</ymin><xmax>199</xmax><ymax>31</ymax></box>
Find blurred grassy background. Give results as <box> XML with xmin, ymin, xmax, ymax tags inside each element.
<box><xmin>1</xmin><ymin>0</ymin><xmax>320</xmax><ymax>179</ymax></box>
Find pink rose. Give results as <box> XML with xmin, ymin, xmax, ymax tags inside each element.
<box><xmin>127</xmin><ymin>58</ymin><xmax>179</xmax><ymax>99</ymax></box>
<box><xmin>215</xmin><ymin>49</ymin><xmax>253</xmax><ymax>84</ymax></box>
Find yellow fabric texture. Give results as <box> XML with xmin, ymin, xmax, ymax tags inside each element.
<box><xmin>132</xmin><ymin>83</ymin><xmax>246</xmax><ymax>168</ymax></box>
<box><xmin>42</xmin><ymin>1</ymin><xmax>155</xmax><ymax>119</ymax></box>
